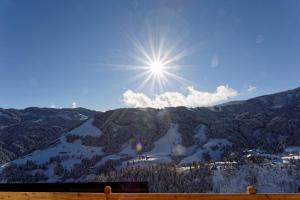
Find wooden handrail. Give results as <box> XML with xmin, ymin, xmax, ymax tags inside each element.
<box><xmin>105</xmin><ymin>186</ymin><xmax>112</xmax><ymax>200</ymax></box>
<box><xmin>246</xmin><ymin>185</ymin><xmax>256</xmax><ymax>194</ymax></box>
<box><xmin>0</xmin><ymin>185</ymin><xmax>299</xmax><ymax>200</ymax></box>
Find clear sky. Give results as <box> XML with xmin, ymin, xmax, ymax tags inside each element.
<box><xmin>1</xmin><ymin>0</ymin><xmax>300</xmax><ymax>110</ymax></box>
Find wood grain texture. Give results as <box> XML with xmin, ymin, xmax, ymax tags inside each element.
<box><xmin>0</xmin><ymin>192</ymin><xmax>300</xmax><ymax>200</ymax></box>
<box><xmin>0</xmin><ymin>192</ymin><xmax>105</xmax><ymax>200</ymax></box>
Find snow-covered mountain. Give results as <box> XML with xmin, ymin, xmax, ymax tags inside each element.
<box><xmin>1</xmin><ymin>87</ymin><xmax>300</xmax><ymax>192</ymax></box>
<box><xmin>0</xmin><ymin>107</ymin><xmax>96</xmax><ymax>163</ymax></box>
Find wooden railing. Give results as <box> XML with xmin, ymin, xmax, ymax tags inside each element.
<box><xmin>0</xmin><ymin>186</ymin><xmax>300</xmax><ymax>200</ymax></box>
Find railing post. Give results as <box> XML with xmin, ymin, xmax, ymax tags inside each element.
<box><xmin>246</xmin><ymin>185</ymin><xmax>256</xmax><ymax>194</ymax></box>
<box><xmin>104</xmin><ymin>186</ymin><xmax>112</xmax><ymax>200</ymax></box>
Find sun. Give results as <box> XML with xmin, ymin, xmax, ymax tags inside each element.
<box><xmin>104</xmin><ymin>35</ymin><xmax>190</xmax><ymax>92</ymax></box>
<box><xmin>149</xmin><ymin>61</ymin><xmax>164</xmax><ymax>74</ymax></box>
<box><xmin>126</xmin><ymin>37</ymin><xmax>190</xmax><ymax>92</ymax></box>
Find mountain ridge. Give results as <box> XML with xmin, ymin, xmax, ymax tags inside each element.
<box><xmin>0</xmin><ymin>86</ymin><xmax>300</xmax><ymax>191</ymax></box>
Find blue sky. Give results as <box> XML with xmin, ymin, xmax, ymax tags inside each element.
<box><xmin>0</xmin><ymin>0</ymin><xmax>300</xmax><ymax>110</ymax></box>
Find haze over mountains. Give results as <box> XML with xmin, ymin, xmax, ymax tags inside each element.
<box><xmin>0</xmin><ymin>87</ymin><xmax>300</xmax><ymax>192</ymax></box>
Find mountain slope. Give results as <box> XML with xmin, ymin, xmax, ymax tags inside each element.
<box><xmin>0</xmin><ymin>87</ymin><xmax>300</xmax><ymax>184</ymax></box>
<box><xmin>0</xmin><ymin>107</ymin><xmax>96</xmax><ymax>163</ymax></box>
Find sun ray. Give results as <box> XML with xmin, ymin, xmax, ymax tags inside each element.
<box><xmin>148</xmin><ymin>37</ymin><xmax>157</xmax><ymax>63</ymax></box>
<box><xmin>161</xmin><ymin>49</ymin><xmax>189</xmax><ymax>66</ymax></box>
<box><xmin>131</xmin><ymin>70</ymin><xmax>151</xmax><ymax>83</ymax></box>
<box><xmin>100</xmin><ymin>34</ymin><xmax>191</xmax><ymax>93</ymax></box>
<box><xmin>130</xmin><ymin>38</ymin><xmax>190</xmax><ymax>91</ymax></box>
<box><xmin>157</xmin><ymin>36</ymin><xmax>165</xmax><ymax>62</ymax></box>
<box><xmin>130</xmin><ymin>38</ymin><xmax>153</xmax><ymax>64</ymax></box>
<box><xmin>163</xmin><ymin>70</ymin><xmax>193</xmax><ymax>86</ymax></box>
<box><xmin>157</xmin><ymin>74</ymin><xmax>165</xmax><ymax>92</ymax></box>
<box><xmin>102</xmin><ymin>64</ymin><xmax>150</xmax><ymax>70</ymax></box>
<box><xmin>129</xmin><ymin>52</ymin><xmax>152</xmax><ymax>66</ymax></box>
<box><xmin>136</xmin><ymin>71</ymin><xmax>154</xmax><ymax>91</ymax></box>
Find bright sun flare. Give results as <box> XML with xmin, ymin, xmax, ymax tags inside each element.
<box><xmin>149</xmin><ymin>61</ymin><xmax>164</xmax><ymax>74</ymax></box>
<box><xmin>127</xmin><ymin>38</ymin><xmax>190</xmax><ymax>92</ymax></box>
<box><xmin>106</xmin><ymin>36</ymin><xmax>190</xmax><ymax>92</ymax></box>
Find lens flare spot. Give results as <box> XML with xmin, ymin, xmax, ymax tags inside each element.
<box><xmin>136</xmin><ymin>142</ymin><xmax>143</xmax><ymax>152</ymax></box>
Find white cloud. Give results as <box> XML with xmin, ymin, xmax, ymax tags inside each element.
<box><xmin>211</xmin><ymin>55</ymin><xmax>219</xmax><ymax>68</ymax></box>
<box><xmin>247</xmin><ymin>85</ymin><xmax>256</xmax><ymax>92</ymax></box>
<box><xmin>122</xmin><ymin>85</ymin><xmax>238</xmax><ymax>108</ymax></box>
<box><xmin>71</xmin><ymin>102</ymin><xmax>77</xmax><ymax>109</ymax></box>
<box><xmin>50</xmin><ymin>104</ymin><xmax>56</xmax><ymax>108</ymax></box>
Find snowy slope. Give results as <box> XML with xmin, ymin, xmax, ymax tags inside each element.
<box><xmin>180</xmin><ymin>148</ymin><xmax>204</xmax><ymax>164</ymax></box>
<box><xmin>203</xmin><ymin>139</ymin><xmax>232</xmax><ymax>160</ymax></box>
<box><xmin>149</xmin><ymin>123</ymin><xmax>185</xmax><ymax>156</ymax></box>
<box><xmin>180</xmin><ymin>123</ymin><xmax>231</xmax><ymax>163</ymax></box>
<box><xmin>124</xmin><ymin>123</ymin><xmax>184</xmax><ymax>164</ymax></box>
<box><xmin>193</xmin><ymin>124</ymin><xmax>207</xmax><ymax>144</ymax></box>
<box><xmin>66</xmin><ymin>119</ymin><xmax>102</xmax><ymax>137</ymax></box>
<box><xmin>14</xmin><ymin>119</ymin><xmax>104</xmax><ymax>166</ymax></box>
<box><xmin>0</xmin><ymin>118</ymin><xmax>104</xmax><ymax>182</ymax></box>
